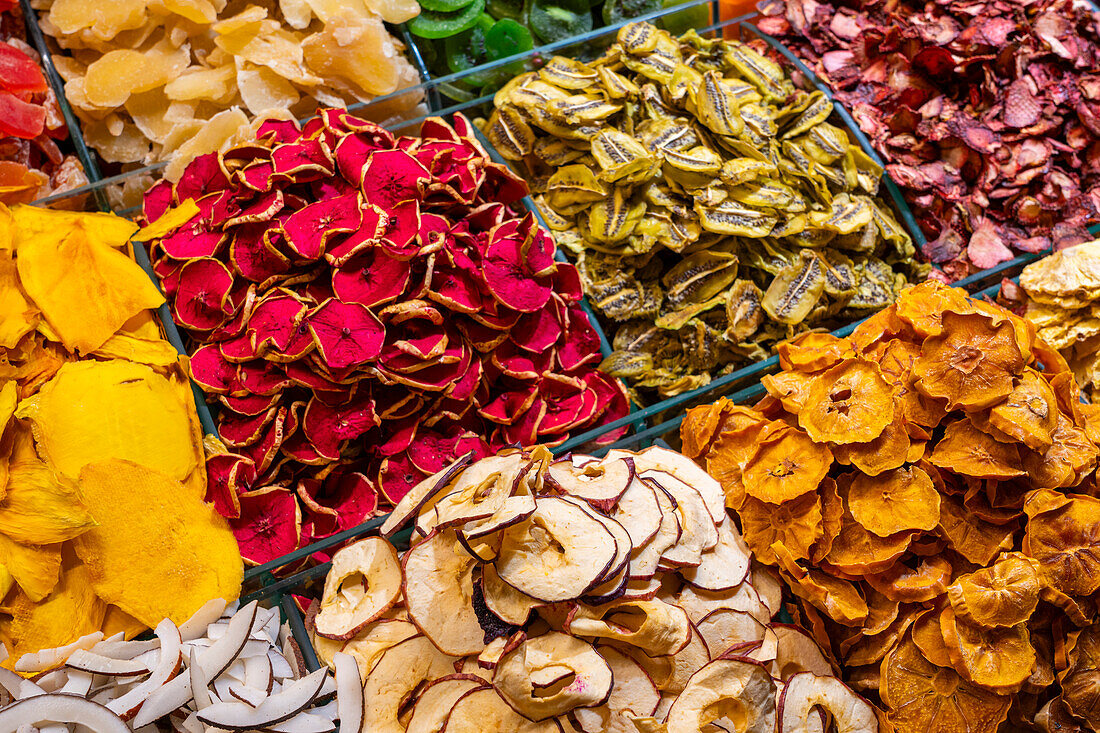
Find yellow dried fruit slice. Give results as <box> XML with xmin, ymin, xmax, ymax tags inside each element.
<box><xmin>0</xmin><ymin>533</ymin><xmax>61</xmax><ymax>603</ymax></box>
<box><xmin>0</xmin><ymin>459</ymin><xmax>94</xmax><ymax>545</ymax></box>
<box><xmin>0</xmin><ymin>258</ymin><xmax>37</xmax><ymax>349</ymax></box>
<box><xmin>946</xmin><ymin>554</ymin><xmax>1039</xmax><ymax>629</ymax></box>
<box><xmin>881</xmin><ymin>633</ymin><xmax>1010</xmax><ymax>733</ymax></box>
<box><xmin>5</xmin><ymin>560</ymin><xmax>106</xmax><ymax>662</ymax></box>
<box><xmin>83</xmin><ymin>44</ymin><xmax>191</xmax><ymax>108</ymax></box>
<box><xmin>929</xmin><ymin>419</ymin><xmax>1024</xmax><ymax>480</ymax></box>
<box><xmin>15</xmin><ymin>217</ymin><xmax>162</xmax><ymax>355</ymax></box>
<box><xmin>73</xmin><ymin>459</ymin><xmax>242</xmax><ymax>627</ymax></box>
<box><xmin>939</xmin><ymin>607</ymin><xmax>1035</xmax><ymax>694</ymax></box>
<box><xmin>798</xmin><ymin>359</ymin><xmax>894</xmax><ymax>444</ymax></box>
<box><xmin>741</xmin><ymin>425</ymin><xmax>832</xmax><ymax>504</ymax></box>
<box><xmin>848</xmin><ymin>466</ymin><xmax>940</xmax><ymax>537</ymax></box>
<box><xmin>738</xmin><ymin>489</ymin><xmax>822</xmax><ymax>564</ymax></box>
<box><xmin>102</xmin><ymin>604</ymin><xmax>148</xmax><ymax>640</ymax></box>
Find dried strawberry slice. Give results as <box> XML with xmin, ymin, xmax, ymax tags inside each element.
<box><xmin>172</xmin><ymin>257</ymin><xmax>235</xmax><ymax>331</ymax></box>
<box><xmin>307</xmin><ymin>298</ymin><xmax>386</xmax><ymax>371</ymax></box>
<box><xmin>231</xmin><ymin>488</ymin><xmax>301</xmax><ymax>566</ymax></box>
<box><xmin>332</xmin><ymin>248</ymin><xmax>412</xmax><ymax>308</ymax></box>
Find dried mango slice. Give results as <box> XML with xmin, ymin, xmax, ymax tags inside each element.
<box><xmin>1023</xmin><ymin>488</ymin><xmax>1100</xmax><ymax>597</ymax></box>
<box><xmin>914</xmin><ymin>311</ymin><xmax>1026</xmax><ymax>411</ymax></box>
<box><xmin>739</xmin><ymin>490</ymin><xmax>822</xmax><ymax>564</ymax></box>
<box><xmin>83</xmin><ymin>43</ymin><xmax>191</xmax><ymax>108</ymax></box>
<box><xmin>0</xmin><ymin>459</ymin><xmax>94</xmax><ymax>545</ymax></box>
<box><xmin>939</xmin><ymin>607</ymin><xmax>1035</xmax><ymax>693</ymax></box>
<box><xmin>73</xmin><ymin>459</ymin><xmax>242</xmax><ymax>627</ymax></box>
<box><xmin>881</xmin><ymin>633</ymin><xmax>1010</xmax><ymax>733</ymax></box>
<box><xmin>929</xmin><ymin>419</ymin><xmax>1024</xmax><ymax>480</ymax></box>
<box><xmin>102</xmin><ymin>604</ymin><xmax>147</xmax><ymax>640</ymax></box>
<box><xmin>947</xmin><ymin>554</ymin><xmax>1039</xmax><ymax>629</ymax></box>
<box><xmin>0</xmin><ymin>533</ymin><xmax>61</xmax><ymax>603</ymax></box>
<box><xmin>16</xmin><ymin>360</ymin><xmax>200</xmax><ymax>483</ymax></box>
<box><xmin>798</xmin><ymin>359</ymin><xmax>893</xmax><ymax>444</ymax></box>
<box><xmin>848</xmin><ymin>466</ymin><xmax>940</xmax><ymax>537</ymax></box>
<box><xmin>0</xmin><ymin>258</ymin><xmax>37</xmax><ymax>349</ymax></box>
<box><xmin>741</xmin><ymin>424</ymin><xmax>832</xmax><ymax>504</ymax></box>
<box><xmin>5</xmin><ymin>559</ymin><xmax>106</xmax><ymax>664</ymax></box>
<box><xmin>14</xmin><ymin>213</ymin><xmax>162</xmax><ymax>355</ymax></box>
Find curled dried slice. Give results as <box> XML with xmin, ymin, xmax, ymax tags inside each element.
<box><xmin>986</xmin><ymin>369</ymin><xmax>1057</xmax><ymax>451</ymax></box>
<box><xmin>664</xmin><ymin>657</ymin><xmax>777</xmax><ymax>733</ymax></box>
<box><xmin>847</xmin><ymin>466</ymin><xmax>940</xmax><ymax>537</ymax></box>
<box><xmin>777</xmin><ymin>672</ymin><xmax>878</xmax><ymax>733</ymax></box>
<box><xmin>739</xmin><ymin>490</ymin><xmax>822</xmax><ymax>564</ymax></box>
<box><xmin>1059</xmin><ymin>624</ymin><xmax>1100</xmax><ymax>729</ymax></box>
<box><xmin>315</xmin><ymin>538</ymin><xmax>401</xmax><ymax>640</ymax></box>
<box><xmin>493</xmin><ymin>632</ymin><xmax>613</xmax><ymax>721</ymax></box>
<box><xmin>741</xmin><ymin>426</ymin><xmax>832</xmax><ymax>505</ymax></box>
<box><xmin>929</xmin><ymin>420</ymin><xmax>1024</xmax><ymax>480</ymax></box>
<box><xmin>946</xmin><ymin>554</ymin><xmax>1039</xmax><ymax>629</ymax></box>
<box><xmin>939</xmin><ymin>608</ymin><xmax>1035</xmax><ymax>694</ymax></box>
<box><xmin>1023</xmin><ymin>489</ymin><xmax>1100</xmax><ymax>597</ymax></box>
<box><xmin>798</xmin><ymin>360</ymin><xmax>894</xmax><ymax>445</ymax></box>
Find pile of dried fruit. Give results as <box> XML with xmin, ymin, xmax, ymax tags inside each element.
<box><xmin>0</xmin><ymin>204</ymin><xmax>242</xmax><ymax>659</ymax></box>
<box><xmin>305</xmin><ymin>446</ymin><xmax>880</xmax><ymax>733</ymax></box>
<box><xmin>1018</xmin><ymin>239</ymin><xmax>1100</xmax><ymax>401</ymax></box>
<box><xmin>144</xmin><ymin>110</ymin><xmax>630</xmax><ymax>565</ymax></box>
<box><xmin>683</xmin><ymin>279</ymin><xmax>1100</xmax><ymax>732</ymax></box>
<box><xmin>0</xmin><ymin>599</ymin><xmax>353</xmax><ymax>731</ymax></box>
<box><xmin>32</xmin><ymin>0</ymin><xmax>422</xmax><ymax>179</ymax></box>
<box><xmin>0</xmin><ymin>4</ymin><xmax>87</xmax><ymax>206</ymax></box>
<box><xmin>758</xmin><ymin>0</ymin><xmax>1100</xmax><ymax>280</ymax></box>
<box><xmin>486</xmin><ymin>22</ymin><xmax>922</xmax><ymax>399</ymax></box>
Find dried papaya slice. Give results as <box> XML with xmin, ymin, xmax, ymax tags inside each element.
<box><xmin>738</xmin><ymin>489</ymin><xmax>822</xmax><ymax>564</ymax></box>
<box><xmin>939</xmin><ymin>607</ymin><xmax>1035</xmax><ymax>694</ymax></box>
<box><xmin>881</xmin><ymin>632</ymin><xmax>1010</xmax><ymax>733</ymax></box>
<box><xmin>986</xmin><ymin>369</ymin><xmax>1058</xmax><ymax>451</ymax></box>
<box><xmin>865</xmin><ymin>555</ymin><xmax>952</xmax><ymax>603</ymax></box>
<box><xmin>913</xmin><ymin>311</ymin><xmax>1026</xmax><ymax>411</ymax></box>
<box><xmin>1059</xmin><ymin>624</ymin><xmax>1100</xmax><ymax>729</ymax></box>
<box><xmin>741</xmin><ymin>424</ymin><xmax>832</xmax><ymax>504</ymax></box>
<box><xmin>946</xmin><ymin>554</ymin><xmax>1039</xmax><ymax>629</ymax></box>
<box><xmin>929</xmin><ymin>419</ymin><xmax>1024</xmax><ymax>480</ymax></box>
<box><xmin>798</xmin><ymin>359</ymin><xmax>894</xmax><ymax>444</ymax></box>
<box><xmin>1023</xmin><ymin>488</ymin><xmax>1100</xmax><ymax>597</ymax></box>
<box><xmin>848</xmin><ymin>466</ymin><xmax>940</xmax><ymax>537</ymax></box>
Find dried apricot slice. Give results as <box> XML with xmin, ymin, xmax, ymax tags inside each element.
<box><xmin>929</xmin><ymin>419</ymin><xmax>1024</xmax><ymax>480</ymax></box>
<box><xmin>740</xmin><ymin>425</ymin><xmax>832</xmax><ymax>505</ymax></box>
<box><xmin>798</xmin><ymin>359</ymin><xmax>894</xmax><ymax>444</ymax></box>
<box><xmin>739</xmin><ymin>490</ymin><xmax>822</xmax><ymax>564</ymax></box>
<box><xmin>881</xmin><ymin>633</ymin><xmax>1010</xmax><ymax>733</ymax></box>
<box><xmin>939</xmin><ymin>607</ymin><xmax>1035</xmax><ymax>693</ymax></box>
<box><xmin>848</xmin><ymin>466</ymin><xmax>940</xmax><ymax>537</ymax></box>
<box><xmin>946</xmin><ymin>554</ymin><xmax>1039</xmax><ymax>629</ymax></box>
<box><xmin>914</xmin><ymin>311</ymin><xmax>1026</xmax><ymax>411</ymax></box>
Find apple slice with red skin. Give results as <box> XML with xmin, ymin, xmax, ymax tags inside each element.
<box><xmin>0</xmin><ymin>694</ymin><xmax>131</xmax><ymax>732</ymax></box>
<box><xmin>315</xmin><ymin>537</ymin><xmax>402</xmax><ymax>640</ymax></box>
<box><xmin>610</xmin><ymin>478</ymin><xmax>662</xmax><ymax>551</ymax></box>
<box><xmin>493</xmin><ymin>632</ymin><xmax>613</xmax><ymax>721</ymax></box>
<box><xmin>777</xmin><ymin>672</ymin><xmax>878</xmax><ymax>733</ymax></box>
<box><xmin>663</xmin><ymin>621</ymin><xmax>711</xmax><ymax>695</ymax></box>
<box><xmin>770</xmin><ymin>625</ymin><xmax>834</xmax><ymax>680</ymax></box>
<box><xmin>556</xmin><ymin>496</ymin><xmax>632</xmax><ymax>587</ymax></box>
<box><xmin>696</xmin><ymin>609</ymin><xmax>766</xmax><ymax>659</ymax></box>
<box><xmin>382</xmin><ymin>453</ymin><xmax>473</xmax><ymax>537</ymax></box>
<box><xmin>403</xmin><ymin>530</ymin><xmax>486</xmax><ymax>656</ymax></box>
<box><xmin>609</xmin><ymin>447</ymin><xmax>725</xmax><ymax>526</ymax></box>
<box><xmin>363</xmin><ymin>636</ymin><xmax>457</xmax><ymax>733</ymax></box>
<box><xmin>482</xmin><ymin>563</ymin><xmax>542</xmax><ymax>626</ymax></box>
<box><xmin>628</xmin><ymin>487</ymin><xmax>680</xmax><ymax>580</ymax></box>
<box><xmin>441</xmin><ymin>687</ymin><xmax>559</xmax><ymax>733</ymax></box>
<box><xmin>677</xmin><ymin>583</ymin><xmax>771</xmax><ymax>626</ymax></box>
<box><xmin>566</xmin><ymin>599</ymin><xmax>691</xmax><ymax>657</ymax></box>
<box><xmin>460</xmin><ymin>495</ymin><xmax>537</xmax><ymax>542</ymax></box>
<box><xmin>546</xmin><ymin>455</ymin><xmax>634</xmax><ymax>513</ymax></box>
<box><xmin>341</xmin><ymin>619</ymin><xmax>419</xmax><ymax>679</ymax></box>
<box><xmin>416</xmin><ymin>454</ymin><xmax>526</xmax><ymax>535</ymax></box>
<box><xmin>495</xmin><ymin>497</ymin><xmax>616</xmax><ymax>603</ymax></box>
<box><xmin>573</xmin><ymin>646</ymin><xmax>659</xmax><ymax>733</ymax></box>
<box><xmin>407</xmin><ymin>675</ymin><xmax>488</xmax><ymax>733</ymax></box>
<box><xmin>682</xmin><ymin>519</ymin><xmax>751</xmax><ymax>592</ymax></box>
<box><xmin>665</xmin><ymin>657</ymin><xmax>776</xmax><ymax>733</ymax></box>
<box><xmin>642</xmin><ymin>470</ymin><xmax>717</xmax><ymax>568</ymax></box>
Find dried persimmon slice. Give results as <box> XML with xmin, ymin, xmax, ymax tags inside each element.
<box><xmin>848</xmin><ymin>466</ymin><xmax>940</xmax><ymax>537</ymax></box>
<box><xmin>939</xmin><ymin>607</ymin><xmax>1035</xmax><ymax>694</ymax></box>
<box><xmin>946</xmin><ymin>554</ymin><xmax>1039</xmax><ymax>629</ymax></box>
<box><xmin>865</xmin><ymin>555</ymin><xmax>952</xmax><ymax>604</ymax></box>
<box><xmin>1023</xmin><ymin>488</ymin><xmax>1100</xmax><ymax>597</ymax></box>
<box><xmin>986</xmin><ymin>369</ymin><xmax>1058</xmax><ymax>451</ymax></box>
<box><xmin>894</xmin><ymin>280</ymin><xmax>974</xmax><ymax>338</ymax></box>
<box><xmin>798</xmin><ymin>359</ymin><xmax>894</xmax><ymax>445</ymax></box>
<box><xmin>776</xmin><ymin>331</ymin><xmax>854</xmax><ymax>373</ymax></box>
<box><xmin>930</xmin><ymin>419</ymin><xmax>1024</xmax><ymax>480</ymax></box>
<box><xmin>1059</xmin><ymin>625</ymin><xmax>1100</xmax><ymax>729</ymax></box>
<box><xmin>740</xmin><ymin>425</ymin><xmax>832</xmax><ymax>505</ymax></box>
<box><xmin>738</xmin><ymin>489</ymin><xmax>822</xmax><ymax>564</ymax></box>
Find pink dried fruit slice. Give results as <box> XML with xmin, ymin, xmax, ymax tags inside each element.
<box><xmin>513</xmin><ymin>308</ymin><xmax>563</xmax><ymax>354</ymax></box>
<box><xmin>231</xmin><ymin>488</ymin><xmax>301</xmax><ymax>566</ymax></box>
<box><xmin>271</xmin><ymin>138</ymin><xmax>335</xmax><ymax>178</ymax></box>
<box><xmin>172</xmin><ymin>257</ymin><xmax>235</xmax><ymax>331</ymax></box>
<box><xmin>237</xmin><ymin>361</ymin><xmax>293</xmax><ymax>395</ymax></box>
<box><xmin>479</xmin><ymin>385</ymin><xmax>539</xmax><ymax>426</ymax></box>
<box><xmin>247</xmin><ymin>292</ymin><xmax>307</xmax><ymax>355</ymax></box>
<box><xmin>325</xmin><ymin>203</ymin><xmax>388</xmax><ymax>265</ymax></box>
<box><xmin>220</xmin><ymin>392</ymin><xmax>279</xmax><ymax>416</ymax></box>
<box><xmin>175</xmin><ymin>153</ymin><xmax>231</xmax><ymax>203</ymax></box>
<box><xmin>224</xmin><ymin>190</ymin><xmax>284</xmax><ymax>227</ymax></box>
<box><xmin>558</xmin><ymin>305</ymin><xmax>603</xmax><ymax>372</ymax></box>
<box><xmin>361</xmin><ymin>149</ymin><xmax>432</xmax><ymax>210</ymax></box>
<box><xmin>332</xmin><ymin>248</ymin><xmax>412</xmax><ymax>308</ymax></box>
<box><xmin>205</xmin><ymin>452</ymin><xmax>257</xmax><ymax>519</ymax></box>
<box><xmin>282</xmin><ymin>193</ymin><xmax>363</xmax><ymax>261</ymax></box>
<box><xmin>189</xmin><ymin>342</ymin><xmax>236</xmax><ymax>394</ymax></box>
<box><xmin>303</xmin><ymin>396</ymin><xmax>378</xmax><ymax>460</ymax></box>
<box><xmin>307</xmin><ymin>298</ymin><xmax>386</xmax><ymax>371</ymax></box>
<box><xmin>378</xmin><ymin>452</ymin><xmax>428</xmax><ymax>504</ymax></box>
<box><xmin>230</xmin><ymin>229</ymin><xmax>291</xmax><ymax>284</ymax></box>
<box><xmin>482</xmin><ymin>233</ymin><xmax>552</xmax><ymax>313</ymax></box>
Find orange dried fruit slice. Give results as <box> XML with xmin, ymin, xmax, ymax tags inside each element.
<box><xmin>798</xmin><ymin>359</ymin><xmax>894</xmax><ymax>444</ymax></box>
<box><xmin>1022</xmin><ymin>414</ymin><xmax>1099</xmax><ymax>490</ymax></box>
<box><xmin>911</xmin><ymin>608</ymin><xmax>953</xmax><ymax>668</ymax></box>
<box><xmin>914</xmin><ymin>311</ymin><xmax>1026</xmax><ymax>411</ymax></box>
<box><xmin>1023</xmin><ymin>488</ymin><xmax>1100</xmax><ymax>597</ymax></box>
<box><xmin>1059</xmin><ymin>624</ymin><xmax>1100</xmax><ymax>729</ymax></box>
<box><xmin>876</xmin><ymin>339</ymin><xmax>921</xmax><ymax>385</ymax></box>
<box><xmin>939</xmin><ymin>607</ymin><xmax>1035</xmax><ymax>694</ymax></box>
<box><xmin>822</xmin><ymin>510</ymin><xmax>912</xmax><ymax>576</ymax></box>
<box><xmin>862</xmin><ymin>586</ymin><xmax>901</xmax><ymax>635</ymax></box>
<box><xmin>832</xmin><ymin>401</ymin><xmax>911</xmax><ymax>476</ymax></box>
<box><xmin>865</xmin><ymin>554</ymin><xmax>952</xmax><ymax>603</ymax></box>
<box><xmin>986</xmin><ymin>368</ymin><xmax>1058</xmax><ymax>451</ymax></box>
<box><xmin>738</xmin><ymin>489</ymin><xmax>822</xmax><ymax>564</ymax></box>
<box><xmin>703</xmin><ymin>416</ymin><xmax>776</xmax><ymax>509</ymax></box>
<box><xmin>741</xmin><ymin>424</ymin><xmax>832</xmax><ymax>505</ymax></box>
<box><xmin>848</xmin><ymin>466</ymin><xmax>940</xmax><ymax>537</ymax></box>
<box><xmin>681</xmin><ymin>401</ymin><xmax>726</xmax><ymax>458</ymax></box>
<box><xmin>776</xmin><ymin>331</ymin><xmax>854</xmax><ymax>373</ymax></box>
<box><xmin>849</xmin><ymin>304</ymin><xmax>909</xmax><ymax>353</ymax></box>
<box><xmin>894</xmin><ymin>280</ymin><xmax>974</xmax><ymax>337</ymax></box>
<box><xmin>810</xmin><ymin>477</ymin><xmax>842</xmax><ymax>564</ymax></box>
<box><xmin>929</xmin><ymin>419</ymin><xmax>1024</xmax><ymax>479</ymax></box>
<box><xmin>946</xmin><ymin>554</ymin><xmax>1039</xmax><ymax>629</ymax></box>
<box><xmin>774</xmin><ymin>543</ymin><xmax>868</xmax><ymax>627</ymax></box>
<box><xmin>881</xmin><ymin>632</ymin><xmax>1011</xmax><ymax>733</ymax></box>
<box><xmin>936</xmin><ymin>493</ymin><xmax>1015</xmax><ymax>567</ymax></box>
<box><xmin>843</xmin><ymin>607</ymin><xmax>917</xmax><ymax>667</ymax></box>
<box><xmin>760</xmin><ymin>370</ymin><xmax>813</xmax><ymax>414</ymax></box>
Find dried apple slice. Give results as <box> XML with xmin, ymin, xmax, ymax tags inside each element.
<box><xmin>382</xmin><ymin>454</ymin><xmax>472</xmax><ymax>537</ymax></box>
<box><xmin>403</xmin><ymin>530</ymin><xmax>485</xmax><ymax>657</ymax></box>
<box><xmin>665</xmin><ymin>658</ymin><xmax>777</xmax><ymax>733</ymax></box>
<box><xmin>406</xmin><ymin>675</ymin><xmax>487</xmax><ymax>733</ymax></box>
<box><xmin>629</xmin><ymin>486</ymin><xmax>681</xmax><ymax>580</ymax></box>
<box><xmin>363</xmin><ymin>636</ymin><xmax>457</xmax><ymax>733</ymax></box>
<box><xmin>573</xmin><ymin>646</ymin><xmax>660</xmax><ymax>733</ymax></box>
<box><xmin>546</xmin><ymin>455</ymin><xmax>634</xmax><ymax>512</ymax></box>
<box><xmin>559</xmin><ymin>496</ymin><xmax>633</xmax><ymax>585</ymax></box>
<box><xmin>460</xmin><ymin>495</ymin><xmax>537</xmax><ymax>542</ymax></box>
<box><xmin>678</xmin><ymin>584</ymin><xmax>770</xmax><ymax>626</ymax></box>
<box><xmin>609</xmin><ymin>447</ymin><xmax>726</xmax><ymax>525</ymax></box>
<box><xmin>493</xmin><ymin>632</ymin><xmax>613</xmax><ymax>721</ymax></box>
<box><xmin>663</xmin><ymin>620</ymin><xmax>712</xmax><ymax>695</ymax></box>
<box><xmin>495</xmin><ymin>497</ymin><xmax>616</xmax><ymax>602</ymax></box>
<box><xmin>770</xmin><ymin>625</ymin><xmax>834</xmax><ymax>680</ymax></box>
<box><xmin>642</xmin><ymin>470</ymin><xmax>718</xmax><ymax>568</ymax></box>
<box><xmin>682</xmin><ymin>519</ymin><xmax>751</xmax><ymax>592</ymax></box>
<box><xmin>482</xmin><ymin>563</ymin><xmax>541</xmax><ymax>626</ymax></box>
<box><xmin>0</xmin><ymin>695</ymin><xmax>130</xmax><ymax>732</ymax></box>
<box><xmin>696</xmin><ymin>609</ymin><xmax>767</xmax><ymax>659</ymax></box>
<box><xmin>341</xmin><ymin>619</ymin><xmax>419</xmax><ymax>680</ymax></box>
<box><xmin>567</xmin><ymin>599</ymin><xmax>691</xmax><ymax>657</ymax></box>
<box><xmin>315</xmin><ymin>537</ymin><xmax>401</xmax><ymax>640</ymax></box>
<box><xmin>777</xmin><ymin>672</ymin><xmax>878</xmax><ymax>733</ymax></box>
<box><xmin>610</xmin><ymin>478</ymin><xmax>663</xmax><ymax>550</ymax></box>
<box><xmin>418</xmin><ymin>454</ymin><xmax>528</xmax><ymax>535</ymax></box>
<box><xmin>442</xmin><ymin>687</ymin><xmax>560</xmax><ymax>733</ymax></box>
